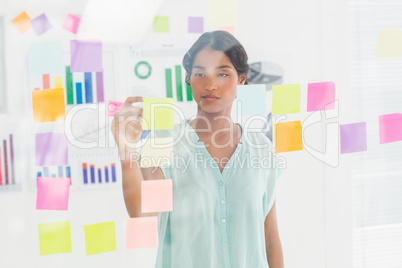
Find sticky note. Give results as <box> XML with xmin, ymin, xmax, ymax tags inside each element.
<box><xmin>219</xmin><ymin>26</ymin><xmax>236</xmax><ymax>36</ymax></box>
<box><xmin>62</xmin><ymin>14</ymin><xmax>81</xmax><ymax>34</ymax></box>
<box><xmin>126</xmin><ymin>217</ymin><xmax>158</xmax><ymax>249</ymax></box>
<box><xmin>153</xmin><ymin>16</ymin><xmax>169</xmax><ymax>33</ymax></box>
<box><xmin>143</xmin><ymin>98</ymin><xmax>174</xmax><ymax>130</ymax></box>
<box><xmin>140</xmin><ymin>137</ymin><xmax>173</xmax><ymax>167</ymax></box>
<box><xmin>208</xmin><ymin>0</ymin><xmax>237</xmax><ymax>27</ymax></box>
<box><xmin>141</xmin><ymin>179</ymin><xmax>173</xmax><ymax>213</ymax></box>
<box><xmin>70</xmin><ymin>40</ymin><xmax>103</xmax><ymax>72</ymax></box>
<box><xmin>11</xmin><ymin>11</ymin><xmax>31</xmax><ymax>34</ymax></box>
<box><xmin>54</xmin><ymin>76</ymin><xmax>63</xmax><ymax>88</ymax></box>
<box><xmin>272</xmin><ymin>84</ymin><xmax>301</xmax><ymax>115</ymax></box>
<box><xmin>376</xmin><ymin>29</ymin><xmax>402</xmax><ymax>57</ymax></box>
<box><xmin>188</xmin><ymin>17</ymin><xmax>203</xmax><ymax>33</ymax></box>
<box><xmin>30</xmin><ymin>13</ymin><xmax>52</xmax><ymax>35</ymax></box>
<box><xmin>84</xmin><ymin>221</ymin><xmax>116</xmax><ymax>256</ymax></box>
<box><xmin>36</xmin><ymin>177</ymin><xmax>71</xmax><ymax>210</ymax></box>
<box><xmin>340</xmin><ymin>122</ymin><xmax>367</xmax><ymax>154</ymax></box>
<box><xmin>307</xmin><ymin>82</ymin><xmax>335</xmax><ymax>111</ymax></box>
<box><xmin>29</xmin><ymin>41</ymin><xmax>63</xmax><ymax>74</ymax></box>
<box><xmin>379</xmin><ymin>113</ymin><xmax>402</xmax><ymax>144</ymax></box>
<box><xmin>38</xmin><ymin>221</ymin><xmax>72</xmax><ymax>255</ymax></box>
<box><xmin>274</xmin><ymin>121</ymin><xmax>303</xmax><ymax>153</ymax></box>
<box><xmin>32</xmin><ymin>88</ymin><xmax>65</xmax><ymax>123</ymax></box>
<box><xmin>106</xmin><ymin>100</ymin><xmax>124</xmax><ymax>116</ymax></box>
<box><xmin>236</xmin><ymin>84</ymin><xmax>266</xmax><ymax>115</ymax></box>
<box><xmin>35</xmin><ymin>132</ymin><xmax>68</xmax><ymax>166</ymax></box>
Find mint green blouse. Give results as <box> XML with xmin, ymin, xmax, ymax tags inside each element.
<box><xmin>141</xmin><ymin>120</ymin><xmax>282</xmax><ymax>268</ymax></box>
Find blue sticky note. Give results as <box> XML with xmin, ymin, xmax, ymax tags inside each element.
<box><xmin>29</xmin><ymin>41</ymin><xmax>63</xmax><ymax>74</ymax></box>
<box><xmin>236</xmin><ymin>84</ymin><xmax>267</xmax><ymax>115</ymax></box>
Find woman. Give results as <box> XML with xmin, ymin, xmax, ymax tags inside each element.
<box><xmin>112</xmin><ymin>31</ymin><xmax>284</xmax><ymax>268</ymax></box>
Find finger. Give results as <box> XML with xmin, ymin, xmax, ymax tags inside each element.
<box><xmin>124</xmin><ymin>96</ymin><xmax>143</xmax><ymax>106</ymax></box>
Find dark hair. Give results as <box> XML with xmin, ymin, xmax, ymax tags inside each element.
<box><xmin>182</xmin><ymin>31</ymin><xmax>249</xmax><ymax>85</ymax></box>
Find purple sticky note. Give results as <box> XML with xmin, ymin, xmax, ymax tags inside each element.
<box><xmin>70</xmin><ymin>40</ymin><xmax>103</xmax><ymax>72</ymax></box>
<box><xmin>307</xmin><ymin>82</ymin><xmax>335</xmax><ymax>112</ymax></box>
<box><xmin>35</xmin><ymin>133</ymin><xmax>68</xmax><ymax>166</ymax></box>
<box><xmin>340</xmin><ymin>122</ymin><xmax>367</xmax><ymax>154</ymax></box>
<box><xmin>30</xmin><ymin>14</ymin><xmax>52</xmax><ymax>36</ymax></box>
<box><xmin>188</xmin><ymin>17</ymin><xmax>203</xmax><ymax>33</ymax></box>
<box><xmin>62</xmin><ymin>14</ymin><xmax>81</xmax><ymax>34</ymax></box>
<box><xmin>36</xmin><ymin>177</ymin><xmax>71</xmax><ymax>210</ymax></box>
<box><xmin>379</xmin><ymin>113</ymin><xmax>402</xmax><ymax>144</ymax></box>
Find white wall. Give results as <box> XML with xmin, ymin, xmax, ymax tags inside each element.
<box><xmin>0</xmin><ymin>0</ymin><xmax>352</xmax><ymax>267</ymax></box>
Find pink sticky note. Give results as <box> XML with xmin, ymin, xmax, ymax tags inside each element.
<box><xmin>141</xmin><ymin>180</ymin><xmax>173</xmax><ymax>213</ymax></box>
<box><xmin>107</xmin><ymin>100</ymin><xmax>124</xmax><ymax>116</ymax></box>
<box><xmin>379</xmin><ymin>113</ymin><xmax>402</xmax><ymax>144</ymax></box>
<box><xmin>219</xmin><ymin>26</ymin><xmax>236</xmax><ymax>36</ymax></box>
<box><xmin>62</xmin><ymin>14</ymin><xmax>81</xmax><ymax>34</ymax></box>
<box><xmin>126</xmin><ymin>217</ymin><xmax>158</xmax><ymax>249</ymax></box>
<box><xmin>36</xmin><ymin>177</ymin><xmax>71</xmax><ymax>210</ymax></box>
<box><xmin>307</xmin><ymin>82</ymin><xmax>335</xmax><ymax>112</ymax></box>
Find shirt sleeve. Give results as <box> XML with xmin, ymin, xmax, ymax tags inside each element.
<box><xmin>262</xmin><ymin>165</ymin><xmax>282</xmax><ymax>219</ymax></box>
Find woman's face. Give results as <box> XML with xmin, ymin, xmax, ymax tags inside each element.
<box><xmin>190</xmin><ymin>46</ymin><xmax>246</xmax><ymax>116</ymax></box>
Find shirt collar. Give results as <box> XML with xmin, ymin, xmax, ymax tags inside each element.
<box><xmin>183</xmin><ymin>120</ymin><xmax>245</xmax><ymax>144</ymax></box>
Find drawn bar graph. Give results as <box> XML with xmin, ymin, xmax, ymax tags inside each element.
<box><xmin>66</xmin><ymin>66</ymin><xmax>74</xmax><ymax>104</ymax></box>
<box><xmin>96</xmin><ymin>72</ymin><xmax>104</xmax><ymax>103</ymax></box>
<box><xmin>58</xmin><ymin>166</ymin><xmax>63</xmax><ymax>177</ymax></box>
<box><xmin>84</xmin><ymin>72</ymin><xmax>93</xmax><ymax>103</ymax></box>
<box><xmin>3</xmin><ymin>140</ymin><xmax>8</xmax><ymax>184</ymax></box>
<box><xmin>105</xmin><ymin>166</ymin><xmax>109</xmax><ymax>183</ymax></box>
<box><xmin>175</xmin><ymin>65</ymin><xmax>183</xmax><ymax>101</ymax></box>
<box><xmin>66</xmin><ymin>166</ymin><xmax>71</xmax><ymax>178</ymax></box>
<box><xmin>165</xmin><ymin>68</ymin><xmax>173</xmax><ymax>98</ymax></box>
<box><xmin>186</xmin><ymin>84</ymin><xmax>193</xmax><ymax>101</ymax></box>
<box><xmin>76</xmin><ymin>82</ymin><xmax>83</xmax><ymax>104</ymax></box>
<box><xmin>42</xmin><ymin>74</ymin><xmax>50</xmax><ymax>89</ymax></box>
<box><xmin>43</xmin><ymin>166</ymin><xmax>49</xmax><ymax>177</ymax></box>
<box><xmin>9</xmin><ymin>135</ymin><xmax>15</xmax><ymax>184</ymax></box>
<box><xmin>81</xmin><ymin>163</ymin><xmax>117</xmax><ymax>185</ymax></box>
<box><xmin>111</xmin><ymin>163</ymin><xmax>116</xmax><ymax>182</ymax></box>
<box><xmin>90</xmin><ymin>164</ymin><xmax>95</xmax><ymax>183</ymax></box>
<box><xmin>82</xmin><ymin>163</ymin><xmax>88</xmax><ymax>184</ymax></box>
<box><xmin>98</xmin><ymin>168</ymin><xmax>102</xmax><ymax>183</ymax></box>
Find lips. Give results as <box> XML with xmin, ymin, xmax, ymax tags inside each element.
<box><xmin>203</xmin><ymin>94</ymin><xmax>219</xmax><ymax>99</ymax></box>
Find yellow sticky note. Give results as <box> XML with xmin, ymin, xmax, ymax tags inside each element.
<box><xmin>32</xmin><ymin>88</ymin><xmax>66</xmax><ymax>123</ymax></box>
<box><xmin>38</xmin><ymin>221</ymin><xmax>72</xmax><ymax>255</ymax></box>
<box><xmin>11</xmin><ymin>11</ymin><xmax>31</xmax><ymax>34</ymax></box>
<box><xmin>54</xmin><ymin>76</ymin><xmax>63</xmax><ymax>88</ymax></box>
<box><xmin>153</xmin><ymin>16</ymin><xmax>170</xmax><ymax>33</ymax></box>
<box><xmin>208</xmin><ymin>0</ymin><xmax>238</xmax><ymax>27</ymax></box>
<box><xmin>376</xmin><ymin>29</ymin><xmax>402</xmax><ymax>57</ymax></box>
<box><xmin>140</xmin><ymin>137</ymin><xmax>173</xmax><ymax>168</ymax></box>
<box><xmin>84</xmin><ymin>221</ymin><xmax>116</xmax><ymax>256</ymax></box>
<box><xmin>272</xmin><ymin>84</ymin><xmax>301</xmax><ymax>115</ymax></box>
<box><xmin>274</xmin><ymin>121</ymin><xmax>303</xmax><ymax>153</ymax></box>
<box><xmin>143</xmin><ymin>98</ymin><xmax>174</xmax><ymax>130</ymax></box>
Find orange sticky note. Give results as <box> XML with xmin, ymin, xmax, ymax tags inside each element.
<box><xmin>141</xmin><ymin>179</ymin><xmax>173</xmax><ymax>213</ymax></box>
<box><xmin>32</xmin><ymin>88</ymin><xmax>66</xmax><ymax>123</ymax></box>
<box><xmin>126</xmin><ymin>217</ymin><xmax>158</xmax><ymax>249</ymax></box>
<box><xmin>274</xmin><ymin>121</ymin><xmax>303</xmax><ymax>153</ymax></box>
<box><xmin>11</xmin><ymin>11</ymin><xmax>31</xmax><ymax>34</ymax></box>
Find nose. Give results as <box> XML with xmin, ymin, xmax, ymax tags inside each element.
<box><xmin>204</xmin><ymin>76</ymin><xmax>218</xmax><ymax>91</ymax></box>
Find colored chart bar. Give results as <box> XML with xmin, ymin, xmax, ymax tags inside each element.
<box><xmin>186</xmin><ymin>84</ymin><xmax>193</xmax><ymax>101</ymax></box>
<box><xmin>66</xmin><ymin>66</ymin><xmax>74</xmax><ymax>105</ymax></box>
<box><xmin>165</xmin><ymin>69</ymin><xmax>173</xmax><ymax>98</ymax></box>
<box><xmin>82</xmin><ymin>163</ymin><xmax>88</xmax><ymax>184</ymax></box>
<box><xmin>76</xmin><ymin>82</ymin><xmax>83</xmax><ymax>104</ymax></box>
<box><xmin>9</xmin><ymin>135</ymin><xmax>15</xmax><ymax>184</ymax></box>
<box><xmin>58</xmin><ymin>166</ymin><xmax>63</xmax><ymax>177</ymax></box>
<box><xmin>43</xmin><ymin>167</ymin><xmax>49</xmax><ymax>177</ymax></box>
<box><xmin>51</xmin><ymin>174</ymin><xmax>56</xmax><ymax>178</ymax></box>
<box><xmin>98</xmin><ymin>168</ymin><xmax>102</xmax><ymax>183</ymax></box>
<box><xmin>90</xmin><ymin>164</ymin><xmax>95</xmax><ymax>183</ymax></box>
<box><xmin>96</xmin><ymin>72</ymin><xmax>104</xmax><ymax>103</ymax></box>
<box><xmin>175</xmin><ymin>65</ymin><xmax>183</xmax><ymax>102</ymax></box>
<box><xmin>105</xmin><ymin>166</ymin><xmax>109</xmax><ymax>183</ymax></box>
<box><xmin>111</xmin><ymin>163</ymin><xmax>116</xmax><ymax>182</ymax></box>
<box><xmin>3</xmin><ymin>140</ymin><xmax>8</xmax><ymax>184</ymax></box>
<box><xmin>37</xmin><ymin>172</ymin><xmax>42</xmax><ymax>179</ymax></box>
<box><xmin>54</xmin><ymin>76</ymin><xmax>62</xmax><ymax>88</ymax></box>
<box><xmin>84</xmin><ymin>72</ymin><xmax>93</xmax><ymax>103</ymax></box>
<box><xmin>43</xmin><ymin>74</ymin><xmax>50</xmax><ymax>89</ymax></box>
<box><xmin>66</xmin><ymin>166</ymin><xmax>71</xmax><ymax>178</ymax></box>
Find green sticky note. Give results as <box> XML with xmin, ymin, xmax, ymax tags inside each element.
<box><xmin>154</xmin><ymin>16</ymin><xmax>169</xmax><ymax>33</ymax></box>
<box><xmin>272</xmin><ymin>84</ymin><xmax>301</xmax><ymax>115</ymax></box>
<box><xmin>38</xmin><ymin>221</ymin><xmax>72</xmax><ymax>255</ymax></box>
<box><xmin>143</xmin><ymin>98</ymin><xmax>174</xmax><ymax>130</ymax></box>
<box><xmin>84</xmin><ymin>221</ymin><xmax>116</xmax><ymax>256</ymax></box>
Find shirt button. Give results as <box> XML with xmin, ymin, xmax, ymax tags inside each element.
<box><xmin>221</xmin><ymin>218</ymin><xmax>226</xmax><ymax>223</ymax></box>
<box><xmin>221</xmin><ymin>200</ymin><xmax>226</xmax><ymax>205</ymax></box>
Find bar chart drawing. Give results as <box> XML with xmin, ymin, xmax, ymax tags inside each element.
<box><xmin>0</xmin><ymin>131</ymin><xmax>21</xmax><ymax>192</ymax></box>
<box><xmin>82</xmin><ymin>163</ymin><xmax>117</xmax><ymax>185</ymax></box>
<box><xmin>164</xmin><ymin>65</ymin><xmax>193</xmax><ymax>102</ymax></box>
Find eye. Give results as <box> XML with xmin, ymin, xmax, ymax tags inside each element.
<box><xmin>217</xmin><ymin>73</ymin><xmax>229</xmax><ymax>77</ymax></box>
<box><xmin>194</xmin><ymin>73</ymin><xmax>205</xmax><ymax>77</ymax></box>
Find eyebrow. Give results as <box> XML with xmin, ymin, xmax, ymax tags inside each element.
<box><xmin>192</xmin><ymin>65</ymin><xmax>233</xmax><ymax>70</ymax></box>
